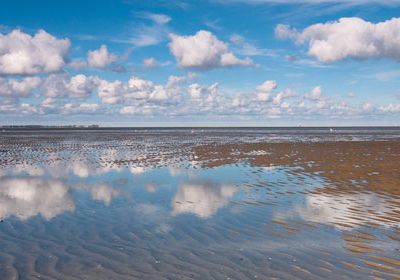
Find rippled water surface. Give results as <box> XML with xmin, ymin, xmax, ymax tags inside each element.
<box><xmin>0</xmin><ymin>128</ymin><xmax>399</xmax><ymax>279</ymax></box>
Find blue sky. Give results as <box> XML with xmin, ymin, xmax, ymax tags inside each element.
<box><xmin>0</xmin><ymin>0</ymin><xmax>400</xmax><ymax>126</ymax></box>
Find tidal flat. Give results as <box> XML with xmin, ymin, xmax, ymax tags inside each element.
<box><xmin>0</xmin><ymin>128</ymin><xmax>399</xmax><ymax>279</ymax></box>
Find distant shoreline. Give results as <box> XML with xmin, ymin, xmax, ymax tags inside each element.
<box><xmin>1</xmin><ymin>126</ymin><xmax>400</xmax><ymax>131</ymax></box>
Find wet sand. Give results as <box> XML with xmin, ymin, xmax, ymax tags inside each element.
<box><xmin>193</xmin><ymin>140</ymin><xmax>400</xmax><ymax>194</ymax></box>
<box><xmin>0</xmin><ymin>128</ymin><xmax>399</xmax><ymax>279</ymax></box>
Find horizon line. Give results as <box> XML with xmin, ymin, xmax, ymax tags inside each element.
<box><xmin>1</xmin><ymin>125</ymin><xmax>400</xmax><ymax>129</ymax></box>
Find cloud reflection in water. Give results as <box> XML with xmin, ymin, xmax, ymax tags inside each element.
<box><xmin>75</xmin><ymin>183</ymin><xmax>119</xmax><ymax>206</ymax></box>
<box><xmin>172</xmin><ymin>181</ymin><xmax>236</xmax><ymax>219</ymax></box>
<box><xmin>276</xmin><ymin>192</ymin><xmax>399</xmax><ymax>229</ymax></box>
<box><xmin>0</xmin><ymin>177</ymin><xmax>120</xmax><ymax>221</ymax></box>
<box><xmin>0</xmin><ymin>178</ymin><xmax>75</xmax><ymax>220</ymax></box>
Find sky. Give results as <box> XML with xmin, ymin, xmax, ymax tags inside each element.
<box><xmin>0</xmin><ymin>0</ymin><xmax>400</xmax><ymax>126</ymax></box>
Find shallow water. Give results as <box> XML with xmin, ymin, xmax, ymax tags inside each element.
<box><xmin>0</xmin><ymin>129</ymin><xmax>399</xmax><ymax>279</ymax></box>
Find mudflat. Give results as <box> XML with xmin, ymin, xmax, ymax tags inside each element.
<box><xmin>0</xmin><ymin>128</ymin><xmax>399</xmax><ymax>279</ymax></box>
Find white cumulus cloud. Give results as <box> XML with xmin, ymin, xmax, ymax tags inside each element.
<box><xmin>256</xmin><ymin>80</ymin><xmax>277</xmax><ymax>101</ymax></box>
<box><xmin>71</xmin><ymin>45</ymin><xmax>117</xmax><ymax>69</ymax></box>
<box><xmin>305</xmin><ymin>86</ymin><xmax>323</xmax><ymax>100</ymax></box>
<box><xmin>41</xmin><ymin>74</ymin><xmax>97</xmax><ymax>99</ymax></box>
<box><xmin>169</xmin><ymin>30</ymin><xmax>254</xmax><ymax>70</ymax></box>
<box><xmin>0</xmin><ymin>77</ymin><xmax>41</xmax><ymax>97</ymax></box>
<box><xmin>0</xmin><ymin>29</ymin><xmax>70</xmax><ymax>74</ymax></box>
<box><xmin>97</xmin><ymin>79</ymin><xmax>122</xmax><ymax>104</ymax></box>
<box><xmin>276</xmin><ymin>17</ymin><xmax>400</xmax><ymax>63</ymax></box>
<box><xmin>87</xmin><ymin>45</ymin><xmax>117</xmax><ymax>68</ymax></box>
